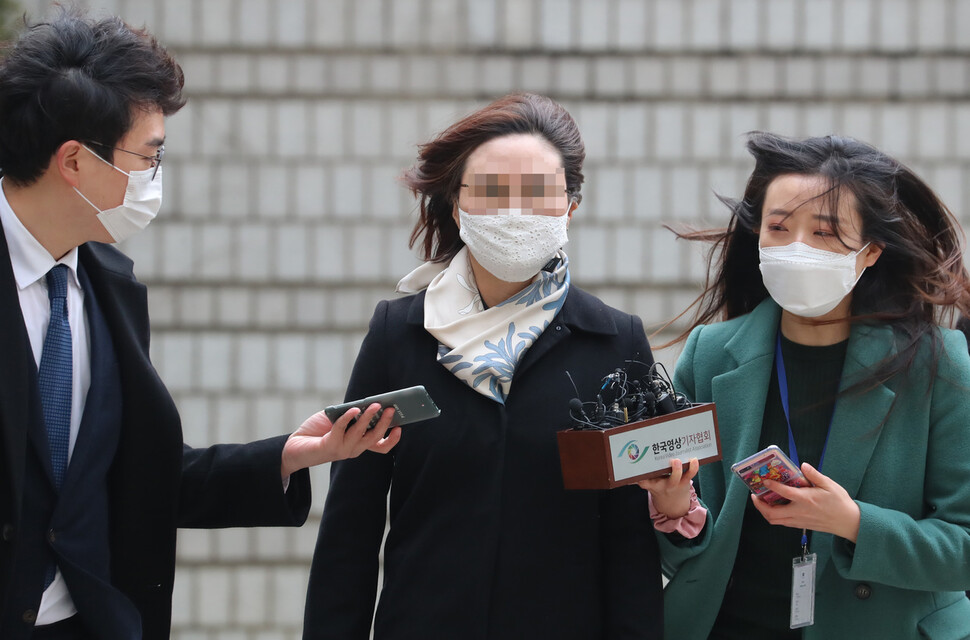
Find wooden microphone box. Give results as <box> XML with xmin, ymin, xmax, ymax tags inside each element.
<box><xmin>556</xmin><ymin>403</ymin><xmax>721</xmax><ymax>490</ymax></box>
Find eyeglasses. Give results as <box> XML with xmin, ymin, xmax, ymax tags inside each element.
<box><xmin>84</xmin><ymin>141</ymin><xmax>165</xmax><ymax>181</ymax></box>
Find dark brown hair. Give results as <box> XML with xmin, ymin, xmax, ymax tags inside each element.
<box><xmin>674</xmin><ymin>132</ymin><xmax>970</xmax><ymax>389</ymax></box>
<box><xmin>403</xmin><ymin>93</ymin><xmax>585</xmax><ymax>263</ymax></box>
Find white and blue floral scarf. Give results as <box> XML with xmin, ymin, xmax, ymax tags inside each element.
<box><xmin>396</xmin><ymin>246</ymin><xmax>570</xmax><ymax>404</ymax></box>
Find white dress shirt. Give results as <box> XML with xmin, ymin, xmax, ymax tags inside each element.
<box><xmin>0</xmin><ymin>179</ymin><xmax>90</xmax><ymax>624</ymax></box>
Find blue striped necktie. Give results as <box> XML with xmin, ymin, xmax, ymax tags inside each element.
<box><xmin>37</xmin><ymin>264</ymin><xmax>71</xmax><ymax>589</ymax></box>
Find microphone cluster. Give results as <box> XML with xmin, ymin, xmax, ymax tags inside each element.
<box><xmin>567</xmin><ymin>362</ymin><xmax>689</xmax><ymax>430</ymax></box>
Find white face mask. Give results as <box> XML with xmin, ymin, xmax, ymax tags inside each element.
<box><xmin>75</xmin><ymin>145</ymin><xmax>163</xmax><ymax>243</ymax></box>
<box><xmin>458</xmin><ymin>205</ymin><xmax>569</xmax><ymax>283</ymax></box>
<box><xmin>759</xmin><ymin>241</ymin><xmax>870</xmax><ymax>318</ymax></box>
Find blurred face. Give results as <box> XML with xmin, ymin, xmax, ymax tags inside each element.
<box><xmin>758</xmin><ymin>173</ymin><xmax>881</xmax><ymax>278</ymax></box>
<box><xmin>451</xmin><ymin>133</ymin><xmax>575</xmax><ymax>284</ymax></box>
<box><xmin>455</xmin><ymin>133</ymin><xmax>571</xmax><ymax>218</ymax></box>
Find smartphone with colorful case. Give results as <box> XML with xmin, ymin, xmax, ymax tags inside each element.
<box><xmin>731</xmin><ymin>445</ymin><xmax>812</xmax><ymax>505</ymax></box>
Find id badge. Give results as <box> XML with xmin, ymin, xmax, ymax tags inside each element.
<box><xmin>790</xmin><ymin>553</ymin><xmax>816</xmax><ymax>629</ymax></box>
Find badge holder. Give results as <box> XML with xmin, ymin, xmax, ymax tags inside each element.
<box><xmin>790</xmin><ymin>529</ymin><xmax>816</xmax><ymax>629</ymax></box>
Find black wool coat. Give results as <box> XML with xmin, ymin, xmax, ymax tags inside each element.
<box><xmin>0</xmin><ymin>231</ymin><xmax>311</xmax><ymax>639</ymax></box>
<box><xmin>304</xmin><ymin>287</ymin><xmax>663</xmax><ymax>640</ymax></box>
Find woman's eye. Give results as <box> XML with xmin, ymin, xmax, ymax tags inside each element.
<box><xmin>767</xmin><ymin>224</ymin><xmax>785</xmax><ymax>231</ymax></box>
<box><xmin>484</xmin><ymin>184</ymin><xmax>509</xmax><ymax>198</ymax></box>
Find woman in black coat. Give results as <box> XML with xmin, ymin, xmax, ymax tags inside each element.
<box><xmin>303</xmin><ymin>94</ymin><xmax>663</xmax><ymax>640</ymax></box>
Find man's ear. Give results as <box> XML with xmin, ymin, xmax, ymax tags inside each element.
<box><xmin>566</xmin><ymin>199</ymin><xmax>577</xmax><ymax>228</ymax></box>
<box><xmin>54</xmin><ymin>140</ymin><xmax>84</xmax><ymax>188</ymax></box>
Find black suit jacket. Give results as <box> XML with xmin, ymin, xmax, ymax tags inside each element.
<box><xmin>304</xmin><ymin>288</ymin><xmax>663</xmax><ymax>640</ymax></box>
<box><xmin>0</xmin><ymin>228</ymin><xmax>311</xmax><ymax>639</ymax></box>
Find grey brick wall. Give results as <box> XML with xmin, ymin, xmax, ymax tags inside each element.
<box><xmin>15</xmin><ymin>0</ymin><xmax>970</xmax><ymax>637</ymax></box>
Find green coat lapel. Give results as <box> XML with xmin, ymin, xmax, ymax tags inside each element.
<box><xmin>711</xmin><ymin>301</ymin><xmax>780</xmax><ymax>519</ymax></box>
<box><xmin>821</xmin><ymin>322</ymin><xmax>896</xmax><ymax>497</ymax></box>
<box><xmin>811</xmin><ymin>323</ymin><xmax>896</xmax><ymax>573</ymax></box>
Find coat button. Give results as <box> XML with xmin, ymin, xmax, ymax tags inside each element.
<box><xmin>22</xmin><ymin>609</ymin><xmax>36</xmax><ymax>623</ymax></box>
<box><xmin>854</xmin><ymin>583</ymin><xmax>872</xmax><ymax>600</ymax></box>
<box><xmin>47</xmin><ymin>530</ymin><xmax>57</xmax><ymax>544</ymax></box>
<box><xmin>1</xmin><ymin>524</ymin><xmax>14</xmax><ymax>541</ymax></box>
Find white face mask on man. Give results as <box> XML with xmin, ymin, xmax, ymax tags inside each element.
<box><xmin>74</xmin><ymin>144</ymin><xmax>163</xmax><ymax>243</ymax></box>
<box><xmin>458</xmin><ymin>204</ymin><xmax>570</xmax><ymax>283</ymax></box>
<box><xmin>759</xmin><ymin>241</ymin><xmax>871</xmax><ymax>318</ymax></box>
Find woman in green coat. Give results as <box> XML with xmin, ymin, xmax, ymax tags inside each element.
<box><xmin>642</xmin><ymin>133</ymin><xmax>970</xmax><ymax>639</ymax></box>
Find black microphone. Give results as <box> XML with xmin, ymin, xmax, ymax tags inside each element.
<box><xmin>655</xmin><ymin>390</ymin><xmax>677</xmax><ymax>415</ymax></box>
<box><xmin>593</xmin><ymin>394</ymin><xmax>606</xmax><ymax>421</ymax></box>
<box><xmin>569</xmin><ymin>398</ymin><xmax>593</xmax><ymax>425</ymax></box>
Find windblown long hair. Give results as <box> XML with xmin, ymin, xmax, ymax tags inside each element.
<box><xmin>676</xmin><ymin>132</ymin><xmax>970</xmax><ymax>389</ymax></box>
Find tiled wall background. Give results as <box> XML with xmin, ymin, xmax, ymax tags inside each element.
<box><xmin>15</xmin><ymin>0</ymin><xmax>970</xmax><ymax>638</ymax></box>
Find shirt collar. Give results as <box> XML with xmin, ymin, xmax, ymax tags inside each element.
<box><xmin>0</xmin><ymin>178</ymin><xmax>80</xmax><ymax>292</ymax></box>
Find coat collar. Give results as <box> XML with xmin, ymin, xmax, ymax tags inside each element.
<box><xmin>78</xmin><ymin>240</ymin><xmax>137</xmax><ymax>282</ymax></box>
<box><xmin>77</xmin><ymin>241</ymin><xmax>149</xmax><ymax>356</ymax></box>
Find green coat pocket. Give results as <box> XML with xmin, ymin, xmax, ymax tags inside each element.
<box><xmin>917</xmin><ymin>597</ymin><xmax>970</xmax><ymax>640</ymax></box>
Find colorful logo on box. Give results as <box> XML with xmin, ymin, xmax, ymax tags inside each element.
<box><xmin>618</xmin><ymin>440</ymin><xmax>645</xmax><ymax>463</ymax></box>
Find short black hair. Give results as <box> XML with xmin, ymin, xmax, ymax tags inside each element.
<box><xmin>0</xmin><ymin>6</ymin><xmax>185</xmax><ymax>185</ymax></box>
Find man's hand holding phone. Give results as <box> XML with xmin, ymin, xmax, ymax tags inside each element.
<box><xmin>281</xmin><ymin>403</ymin><xmax>402</xmax><ymax>479</ymax></box>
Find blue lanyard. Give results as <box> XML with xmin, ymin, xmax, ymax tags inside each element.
<box><xmin>774</xmin><ymin>332</ymin><xmax>836</xmax><ymax>471</ymax></box>
<box><xmin>775</xmin><ymin>331</ymin><xmax>840</xmax><ymax>553</ymax></box>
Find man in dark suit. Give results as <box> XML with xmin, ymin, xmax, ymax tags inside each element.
<box><xmin>0</xmin><ymin>9</ymin><xmax>400</xmax><ymax>640</ymax></box>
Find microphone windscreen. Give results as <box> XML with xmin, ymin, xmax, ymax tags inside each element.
<box><xmin>656</xmin><ymin>392</ymin><xmax>677</xmax><ymax>415</ymax></box>
<box><xmin>569</xmin><ymin>398</ymin><xmax>584</xmax><ymax>412</ymax></box>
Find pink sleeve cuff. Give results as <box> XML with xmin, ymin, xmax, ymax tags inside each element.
<box><xmin>648</xmin><ymin>481</ymin><xmax>707</xmax><ymax>539</ymax></box>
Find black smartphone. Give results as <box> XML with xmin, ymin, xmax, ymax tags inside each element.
<box><xmin>324</xmin><ymin>385</ymin><xmax>441</xmax><ymax>430</ymax></box>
